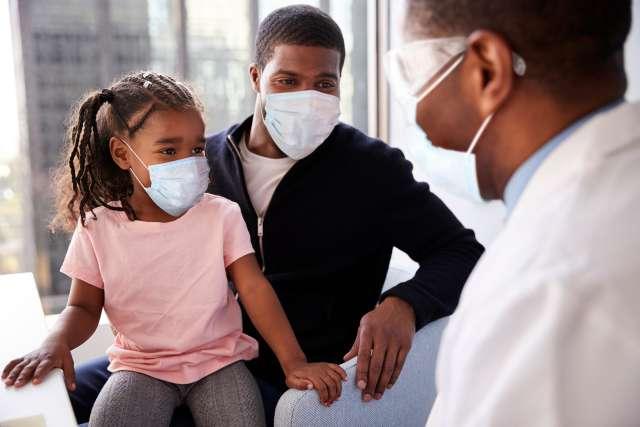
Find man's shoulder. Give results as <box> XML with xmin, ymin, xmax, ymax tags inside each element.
<box><xmin>331</xmin><ymin>122</ymin><xmax>404</xmax><ymax>164</ymax></box>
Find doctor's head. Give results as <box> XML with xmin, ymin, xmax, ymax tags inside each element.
<box><xmin>393</xmin><ymin>0</ymin><xmax>631</xmax><ymax>200</ymax></box>
<box><xmin>249</xmin><ymin>5</ymin><xmax>345</xmax><ymax>98</ymax></box>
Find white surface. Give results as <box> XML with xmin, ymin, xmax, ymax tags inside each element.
<box><xmin>429</xmin><ymin>103</ymin><xmax>640</xmax><ymax>426</ymax></box>
<box><xmin>0</xmin><ymin>273</ymin><xmax>76</xmax><ymax>426</ymax></box>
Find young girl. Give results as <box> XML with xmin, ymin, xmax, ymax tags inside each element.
<box><xmin>1</xmin><ymin>71</ymin><xmax>346</xmax><ymax>426</ymax></box>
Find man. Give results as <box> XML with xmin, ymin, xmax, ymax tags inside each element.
<box><xmin>387</xmin><ymin>0</ymin><xmax>639</xmax><ymax>425</ymax></box>
<box><xmin>70</xmin><ymin>5</ymin><xmax>484</xmax><ymax>424</ymax></box>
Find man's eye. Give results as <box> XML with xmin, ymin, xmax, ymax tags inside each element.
<box><xmin>161</xmin><ymin>148</ymin><xmax>176</xmax><ymax>155</ymax></box>
<box><xmin>278</xmin><ymin>78</ymin><xmax>295</xmax><ymax>85</ymax></box>
<box><xmin>317</xmin><ymin>80</ymin><xmax>336</xmax><ymax>89</ymax></box>
<box><xmin>193</xmin><ymin>147</ymin><xmax>204</xmax><ymax>154</ymax></box>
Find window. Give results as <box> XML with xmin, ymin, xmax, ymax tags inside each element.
<box><xmin>4</xmin><ymin>0</ymin><xmax>369</xmax><ymax>313</ymax></box>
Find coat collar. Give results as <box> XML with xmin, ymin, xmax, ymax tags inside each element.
<box><xmin>508</xmin><ymin>101</ymin><xmax>639</xmax><ymax>224</ymax></box>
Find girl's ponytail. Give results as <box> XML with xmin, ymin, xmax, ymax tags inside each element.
<box><xmin>51</xmin><ymin>89</ymin><xmax>114</xmax><ymax>232</ymax></box>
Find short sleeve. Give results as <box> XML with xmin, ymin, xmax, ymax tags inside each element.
<box><xmin>223</xmin><ymin>203</ymin><xmax>255</xmax><ymax>267</ymax></box>
<box><xmin>60</xmin><ymin>221</ymin><xmax>104</xmax><ymax>289</ymax></box>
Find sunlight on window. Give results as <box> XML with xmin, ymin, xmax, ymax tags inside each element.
<box><xmin>0</xmin><ymin>1</ymin><xmax>29</xmax><ymax>279</ymax></box>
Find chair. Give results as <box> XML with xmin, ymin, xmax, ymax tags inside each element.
<box><xmin>274</xmin><ymin>262</ymin><xmax>449</xmax><ymax>427</ymax></box>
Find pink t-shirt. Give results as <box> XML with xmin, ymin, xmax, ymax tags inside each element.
<box><xmin>60</xmin><ymin>194</ymin><xmax>259</xmax><ymax>384</ymax></box>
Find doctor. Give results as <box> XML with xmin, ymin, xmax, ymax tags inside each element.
<box><xmin>387</xmin><ymin>0</ymin><xmax>640</xmax><ymax>425</ymax></box>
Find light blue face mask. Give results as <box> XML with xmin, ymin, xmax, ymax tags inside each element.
<box><xmin>261</xmin><ymin>90</ymin><xmax>341</xmax><ymax>160</ymax></box>
<box><xmin>420</xmin><ymin>114</ymin><xmax>494</xmax><ymax>203</ymax></box>
<box><xmin>410</xmin><ymin>55</ymin><xmax>494</xmax><ymax>202</ymax></box>
<box><xmin>119</xmin><ymin>138</ymin><xmax>210</xmax><ymax>217</ymax></box>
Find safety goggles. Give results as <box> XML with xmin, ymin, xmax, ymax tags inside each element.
<box><xmin>384</xmin><ymin>36</ymin><xmax>527</xmax><ymax>101</ymax></box>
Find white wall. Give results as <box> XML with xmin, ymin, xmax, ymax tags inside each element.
<box><xmin>388</xmin><ymin>0</ymin><xmax>640</xmax><ymax>249</ymax></box>
<box><xmin>626</xmin><ymin>0</ymin><xmax>640</xmax><ymax>101</ymax></box>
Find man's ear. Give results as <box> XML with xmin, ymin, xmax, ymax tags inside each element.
<box><xmin>464</xmin><ymin>30</ymin><xmax>516</xmax><ymax>118</ymax></box>
<box><xmin>249</xmin><ymin>63</ymin><xmax>261</xmax><ymax>93</ymax></box>
<box><xmin>109</xmin><ymin>136</ymin><xmax>130</xmax><ymax>171</ymax></box>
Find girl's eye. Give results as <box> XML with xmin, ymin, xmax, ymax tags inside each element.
<box><xmin>161</xmin><ymin>148</ymin><xmax>176</xmax><ymax>155</ymax></box>
<box><xmin>193</xmin><ymin>147</ymin><xmax>204</xmax><ymax>154</ymax></box>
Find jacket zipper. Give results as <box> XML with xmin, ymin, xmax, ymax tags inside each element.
<box><xmin>255</xmin><ymin>191</ymin><xmax>277</xmax><ymax>273</ymax></box>
<box><xmin>226</xmin><ymin>134</ymin><xmax>269</xmax><ymax>272</ymax></box>
<box><xmin>257</xmin><ymin>215</ymin><xmax>266</xmax><ymax>272</ymax></box>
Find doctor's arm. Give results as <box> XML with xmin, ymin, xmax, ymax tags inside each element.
<box><xmin>344</xmin><ymin>146</ymin><xmax>484</xmax><ymax>401</ymax></box>
<box><xmin>434</xmin><ymin>278</ymin><xmax>640</xmax><ymax>427</ymax></box>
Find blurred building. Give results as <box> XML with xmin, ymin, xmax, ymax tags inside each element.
<box><xmin>11</xmin><ymin>0</ymin><xmax>152</xmax><ymax>311</ymax></box>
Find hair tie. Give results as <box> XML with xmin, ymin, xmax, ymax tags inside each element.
<box><xmin>99</xmin><ymin>88</ymin><xmax>114</xmax><ymax>103</ymax></box>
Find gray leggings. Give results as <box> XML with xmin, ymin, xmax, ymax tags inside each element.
<box><xmin>89</xmin><ymin>361</ymin><xmax>265</xmax><ymax>427</ymax></box>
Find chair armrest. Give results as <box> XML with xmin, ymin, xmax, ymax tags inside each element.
<box><xmin>274</xmin><ymin>317</ymin><xmax>448</xmax><ymax>427</ymax></box>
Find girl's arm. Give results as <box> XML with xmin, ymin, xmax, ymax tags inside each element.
<box><xmin>2</xmin><ymin>278</ymin><xmax>104</xmax><ymax>390</ymax></box>
<box><xmin>228</xmin><ymin>254</ymin><xmax>347</xmax><ymax>406</ymax></box>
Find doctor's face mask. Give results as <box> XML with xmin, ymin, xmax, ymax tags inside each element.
<box><xmin>385</xmin><ymin>36</ymin><xmax>526</xmax><ymax>202</ymax></box>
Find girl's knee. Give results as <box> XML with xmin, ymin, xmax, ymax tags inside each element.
<box><xmin>89</xmin><ymin>371</ymin><xmax>176</xmax><ymax>427</ymax></box>
<box><xmin>188</xmin><ymin>362</ymin><xmax>266</xmax><ymax>426</ymax></box>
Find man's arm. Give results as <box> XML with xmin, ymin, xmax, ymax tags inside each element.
<box><xmin>345</xmin><ymin>145</ymin><xmax>484</xmax><ymax>402</ymax></box>
<box><xmin>379</xmin><ymin>147</ymin><xmax>484</xmax><ymax>326</ymax></box>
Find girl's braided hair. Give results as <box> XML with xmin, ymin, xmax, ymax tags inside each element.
<box><xmin>50</xmin><ymin>71</ymin><xmax>203</xmax><ymax>232</ymax></box>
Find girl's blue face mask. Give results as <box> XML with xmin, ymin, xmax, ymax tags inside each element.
<box><xmin>118</xmin><ymin>137</ymin><xmax>210</xmax><ymax>217</ymax></box>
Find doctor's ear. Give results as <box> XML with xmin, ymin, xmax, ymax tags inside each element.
<box><xmin>464</xmin><ymin>30</ymin><xmax>517</xmax><ymax>118</ymax></box>
<box><xmin>109</xmin><ymin>136</ymin><xmax>131</xmax><ymax>171</ymax></box>
<box><xmin>249</xmin><ymin>63</ymin><xmax>261</xmax><ymax>93</ymax></box>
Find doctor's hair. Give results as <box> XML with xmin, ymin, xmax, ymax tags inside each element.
<box><xmin>404</xmin><ymin>0</ymin><xmax>631</xmax><ymax>90</ymax></box>
<box><xmin>50</xmin><ymin>71</ymin><xmax>203</xmax><ymax>233</ymax></box>
<box><xmin>255</xmin><ymin>4</ymin><xmax>346</xmax><ymax>72</ymax></box>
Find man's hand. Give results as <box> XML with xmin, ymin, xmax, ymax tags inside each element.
<box><xmin>343</xmin><ymin>296</ymin><xmax>416</xmax><ymax>402</ymax></box>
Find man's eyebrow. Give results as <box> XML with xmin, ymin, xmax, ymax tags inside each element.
<box><xmin>316</xmin><ymin>72</ymin><xmax>339</xmax><ymax>80</ymax></box>
<box><xmin>272</xmin><ymin>69</ymin><xmax>339</xmax><ymax>80</ymax></box>
<box><xmin>272</xmin><ymin>69</ymin><xmax>300</xmax><ymax>76</ymax></box>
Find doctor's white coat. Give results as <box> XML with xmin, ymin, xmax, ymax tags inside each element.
<box><xmin>427</xmin><ymin>102</ymin><xmax>640</xmax><ymax>427</ymax></box>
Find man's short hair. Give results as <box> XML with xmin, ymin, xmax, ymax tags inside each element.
<box><xmin>255</xmin><ymin>5</ymin><xmax>346</xmax><ymax>72</ymax></box>
<box><xmin>405</xmin><ymin>0</ymin><xmax>631</xmax><ymax>87</ymax></box>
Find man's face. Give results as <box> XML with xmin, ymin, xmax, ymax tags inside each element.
<box><xmin>251</xmin><ymin>44</ymin><xmax>341</xmax><ymax>98</ymax></box>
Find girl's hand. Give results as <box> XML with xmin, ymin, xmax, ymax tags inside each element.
<box><xmin>2</xmin><ymin>339</ymin><xmax>76</xmax><ymax>391</ymax></box>
<box><xmin>284</xmin><ymin>361</ymin><xmax>348</xmax><ymax>406</ymax></box>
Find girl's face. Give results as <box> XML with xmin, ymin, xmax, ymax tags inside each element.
<box><xmin>111</xmin><ymin>109</ymin><xmax>206</xmax><ymax>188</ymax></box>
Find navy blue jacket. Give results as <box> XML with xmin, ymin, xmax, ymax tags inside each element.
<box><xmin>206</xmin><ymin>116</ymin><xmax>484</xmax><ymax>387</ymax></box>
